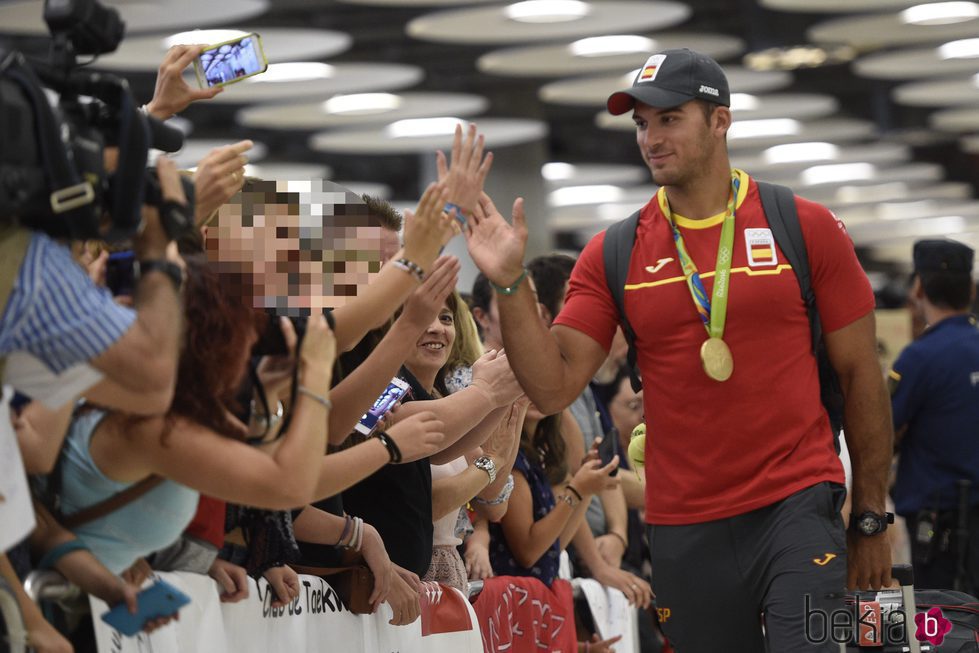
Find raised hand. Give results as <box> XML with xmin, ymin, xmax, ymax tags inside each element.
<box><xmin>571</xmin><ymin>456</ymin><xmax>621</xmax><ymax>497</ymax></box>
<box><xmin>399</xmin><ymin>255</ymin><xmax>460</xmax><ymax>334</ymax></box>
<box><xmin>145</xmin><ymin>45</ymin><xmax>223</xmax><ymax>119</ymax></box>
<box><xmin>434</xmin><ymin>122</ymin><xmax>494</xmax><ymax>216</ymax></box>
<box><xmin>298</xmin><ymin>313</ymin><xmax>337</xmax><ymax>374</ymax></box>
<box><xmin>193</xmin><ymin>140</ymin><xmax>252</xmax><ymax>225</ymax></box>
<box><xmin>402</xmin><ymin>182</ymin><xmax>455</xmax><ymax>273</ymax></box>
<box><xmin>386</xmin><ymin>410</ymin><xmax>446</xmax><ymax>463</ymax></box>
<box><xmin>464</xmin><ymin>192</ymin><xmax>528</xmax><ymax>288</ymax></box>
<box><xmin>470</xmin><ymin>351</ymin><xmax>523</xmax><ymax>408</ymax></box>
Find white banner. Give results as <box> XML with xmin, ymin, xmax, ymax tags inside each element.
<box><xmin>90</xmin><ymin>572</ymin><xmax>482</xmax><ymax>653</ymax></box>
<box><xmin>572</xmin><ymin>578</ymin><xmax>640</xmax><ymax>653</ymax></box>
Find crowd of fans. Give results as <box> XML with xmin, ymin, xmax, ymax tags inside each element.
<box><xmin>0</xmin><ymin>46</ymin><xmax>654</xmax><ymax>653</ymax></box>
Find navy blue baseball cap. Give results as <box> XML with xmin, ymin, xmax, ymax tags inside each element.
<box><xmin>607</xmin><ymin>48</ymin><xmax>731</xmax><ymax>115</ymax></box>
<box><xmin>913</xmin><ymin>239</ymin><xmax>974</xmax><ymax>274</ymax></box>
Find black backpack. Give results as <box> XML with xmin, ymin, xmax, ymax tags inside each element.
<box><xmin>601</xmin><ymin>181</ymin><xmax>845</xmax><ymax>451</ymax></box>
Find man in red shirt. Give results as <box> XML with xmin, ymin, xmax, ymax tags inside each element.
<box><xmin>463</xmin><ymin>49</ymin><xmax>894</xmax><ymax>652</ymax></box>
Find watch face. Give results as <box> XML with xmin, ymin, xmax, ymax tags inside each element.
<box><xmin>859</xmin><ymin>514</ymin><xmax>879</xmax><ymax>535</ymax></box>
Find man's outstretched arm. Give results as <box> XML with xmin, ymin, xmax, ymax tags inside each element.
<box><xmin>465</xmin><ymin>192</ymin><xmax>606</xmax><ymax>414</ymax></box>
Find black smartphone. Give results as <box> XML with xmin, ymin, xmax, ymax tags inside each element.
<box><xmin>596</xmin><ymin>428</ymin><xmax>619</xmax><ymax>477</ymax></box>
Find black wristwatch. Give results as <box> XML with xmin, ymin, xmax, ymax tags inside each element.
<box><xmin>137</xmin><ymin>259</ymin><xmax>184</xmax><ymax>292</ymax></box>
<box><xmin>849</xmin><ymin>511</ymin><xmax>895</xmax><ymax>536</ymax></box>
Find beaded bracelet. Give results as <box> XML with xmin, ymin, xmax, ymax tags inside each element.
<box><xmin>490</xmin><ymin>268</ymin><xmax>528</xmax><ymax>296</ymax></box>
<box><xmin>392</xmin><ymin>257</ymin><xmax>425</xmax><ymax>283</ymax></box>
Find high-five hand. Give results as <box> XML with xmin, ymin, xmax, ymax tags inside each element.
<box><xmin>464</xmin><ymin>192</ymin><xmax>528</xmax><ymax>288</ymax></box>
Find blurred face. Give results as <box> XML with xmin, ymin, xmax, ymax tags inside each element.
<box><xmin>609</xmin><ymin>376</ymin><xmax>643</xmax><ymax>439</ymax></box>
<box><xmin>380</xmin><ymin>227</ymin><xmax>400</xmax><ymax>265</ymax></box>
<box><xmin>405</xmin><ymin>302</ymin><xmax>456</xmax><ymax>384</ymax></box>
<box><xmin>206</xmin><ymin>181</ymin><xmax>383</xmax><ymax>316</ymax></box>
<box><xmin>632</xmin><ymin>100</ymin><xmax>727</xmax><ymax>188</ymax></box>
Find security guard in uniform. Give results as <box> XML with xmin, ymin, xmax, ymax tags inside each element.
<box><xmin>890</xmin><ymin>239</ymin><xmax>979</xmax><ymax>593</ymax></box>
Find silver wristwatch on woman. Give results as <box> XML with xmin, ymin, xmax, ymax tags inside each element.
<box><xmin>473</xmin><ymin>455</ymin><xmax>498</xmax><ymax>483</ymax></box>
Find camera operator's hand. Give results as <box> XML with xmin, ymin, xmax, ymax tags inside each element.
<box><xmin>146</xmin><ymin>45</ymin><xmax>223</xmax><ymax>120</ymax></box>
<box><xmin>386</xmin><ymin>410</ymin><xmax>445</xmax><ymax>463</ymax></box>
<box><xmin>401</xmin><ymin>182</ymin><xmax>455</xmax><ymax>274</ymax></box>
<box><xmin>193</xmin><ymin>140</ymin><xmax>252</xmax><ymax>225</ymax></box>
<box><xmin>298</xmin><ymin>313</ymin><xmax>336</xmax><ymax>385</ymax></box>
<box><xmin>255</xmin><ymin>317</ymin><xmax>299</xmax><ymax>402</ymax></box>
<box><xmin>136</xmin><ymin>156</ymin><xmax>185</xmax><ymax>260</ymax></box>
<box><xmin>399</xmin><ymin>255</ymin><xmax>459</xmax><ymax>333</ymax></box>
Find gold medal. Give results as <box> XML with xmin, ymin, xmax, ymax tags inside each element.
<box><xmin>700</xmin><ymin>337</ymin><xmax>733</xmax><ymax>382</ymax></box>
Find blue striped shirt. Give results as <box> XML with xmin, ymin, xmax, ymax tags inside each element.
<box><xmin>0</xmin><ymin>233</ymin><xmax>135</xmax><ymax>373</ymax></box>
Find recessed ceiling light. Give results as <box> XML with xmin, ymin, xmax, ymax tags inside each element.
<box><xmin>802</xmin><ymin>163</ymin><xmax>875</xmax><ymax>186</ymax></box>
<box><xmin>385</xmin><ymin>117</ymin><xmax>465</xmax><ymax>138</ymax></box>
<box><xmin>569</xmin><ymin>35</ymin><xmax>656</xmax><ymax>58</ymax></box>
<box><xmin>163</xmin><ymin>29</ymin><xmax>249</xmax><ymax>49</ymax></box>
<box><xmin>251</xmin><ymin>63</ymin><xmax>335</xmax><ymax>84</ymax></box>
<box><xmin>505</xmin><ymin>0</ymin><xmax>591</xmax><ymax>24</ymax></box>
<box><xmin>728</xmin><ymin>119</ymin><xmax>800</xmax><ymax>140</ymax></box>
<box><xmin>900</xmin><ymin>2</ymin><xmax>979</xmax><ymax>26</ymax></box>
<box><xmin>937</xmin><ymin>37</ymin><xmax>979</xmax><ymax>58</ymax></box>
<box><xmin>549</xmin><ymin>184</ymin><xmax>623</xmax><ymax>207</ymax></box>
<box><xmin>730</xmin><ymin>93</ymin><xmax>760</xmax><ymax>112</ymax></box>
<box><xmin>918</xmin><ymin>215</ymin><xmax>967</xmax><ymax>232</ymax></box>
<box><xmin>764</xmin><ymin>142</ymin><xmax>839</xmax><ymax>165</ymax></box>
<box><xmin>744</xmin><ymin>45</ymin><xmax>855</xmax><ymax>71</ymax></box>
<box><xmin>837</xmin><ymin>182</ymin><xmax>908</xmax><ymax>204</ymax></box>
<box><xmin>323</xmin><ymin>93</ymin><xmax>403</xmax><ymax>115</ymax></box>
<box><xmin>542</xmin><ymin>162</ymin><xmax>576</xmax><ymax>180</ymax></box>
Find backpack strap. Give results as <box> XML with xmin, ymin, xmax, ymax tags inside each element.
<box><xmin>756</xmin><ymin>180</ymin><xmax>844</xmax><ymax>446</ymax></box>
<box><xmin>756</xmin><ymin>181</ymin><xmax>821</xmax><ymax>354</ymax></box>
<box><xmin>602</xmin><ymin>210</ymin><xmax>642</xmax><ymax>392</ymax></box>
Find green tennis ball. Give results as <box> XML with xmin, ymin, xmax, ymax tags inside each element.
<box><xmin>628</xmin><ymin>423</ymin><xmax>646</xmax><ymax>467</ymax></box>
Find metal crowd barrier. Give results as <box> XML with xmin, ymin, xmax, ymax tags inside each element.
<box><xmin>23</xmin><ymin>570</ymin><xmax>80</xmax><ymax>604</ymax></box>
<box><xmin>0</xmin><ymin>577</ymin><xmax>26</xmax><ymax>653</ymax></box>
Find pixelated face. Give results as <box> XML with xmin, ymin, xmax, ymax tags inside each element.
<box><xmin>205</xmin><ymin>179</ymin><xmax>382</xmax><ymax>317</ymax></box>
<box><xmin>380</xmin><ymin>227</ymin><xmax>401</xmax><ymax>266</ymax></box>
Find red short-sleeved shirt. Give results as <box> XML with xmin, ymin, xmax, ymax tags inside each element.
<box><xmin>554</xmin><ymin>174</ymin><xmax>873</xmax><ymax>525</ymax></box>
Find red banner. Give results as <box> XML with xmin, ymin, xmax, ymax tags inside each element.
<box><xmin>471</xmin><ymin>576</ymin><xmax>576</xmax><ymax>653</ymax></box>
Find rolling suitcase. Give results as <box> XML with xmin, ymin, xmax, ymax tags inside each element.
<box><xmin>845</xmin><ymin>564</ymin><xmax>979</xmax><ymax>652</ymax></box>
